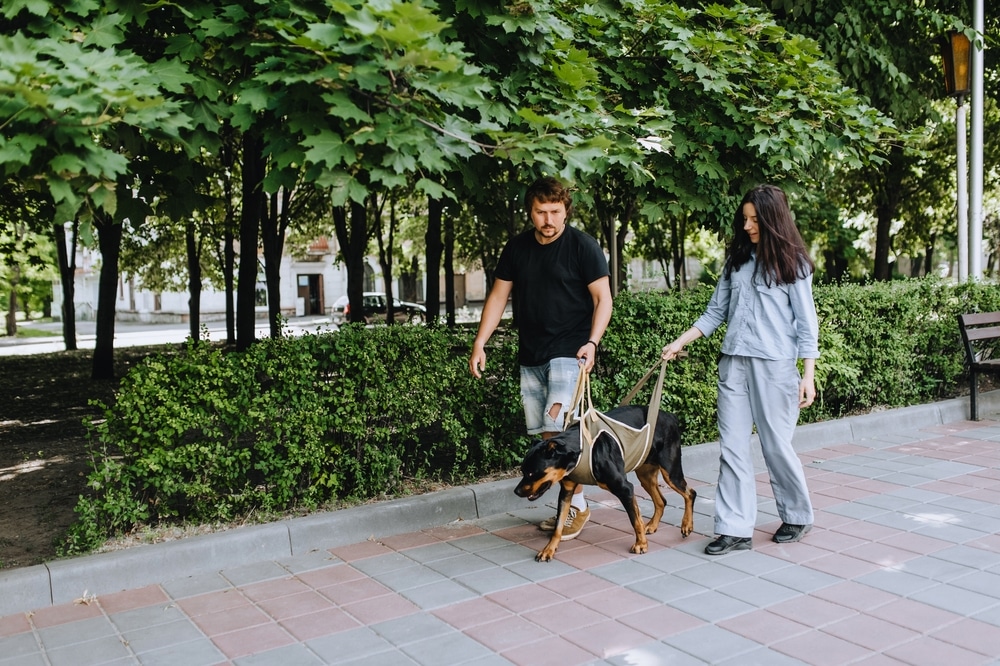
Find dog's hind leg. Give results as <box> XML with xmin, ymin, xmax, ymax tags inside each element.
<box><xmin>650</xmin><ymin>417</ymin><xmax>697</xmax><ymax>538</ymax></box>
<box><xmin>635</xmin><ymin>464</ymin><xmax>667</xmax><ymax>534</ymax></box>
<box><xmin>661</xmin><ymin>469</ymin><xmax>697</xmax><ymax>538</ymax></box>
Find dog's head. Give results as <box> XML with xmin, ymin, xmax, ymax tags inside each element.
<box><xmin>513</xmin><ymin>429</ymin><xmax>580</xmax><ymax>501</ymax></box>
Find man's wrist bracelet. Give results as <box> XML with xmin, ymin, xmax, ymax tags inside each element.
<box><xmin>586</xmin><ymin>340</ymin><xmax>599</xmax><ymax>349</ymax></box>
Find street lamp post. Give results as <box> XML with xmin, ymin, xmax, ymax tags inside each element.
<box><xmin>940</xmin><ymin>31</ymin><xmax>972</xmax><ymax>281</ymax></box>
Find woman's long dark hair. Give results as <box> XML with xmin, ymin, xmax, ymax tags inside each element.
<box><xmin>724</xmin><ymin>184</ymin><xmax>814</xmax><ymax>286</ymax></box>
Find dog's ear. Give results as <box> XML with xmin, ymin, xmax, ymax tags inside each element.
<box><xmin>520</xmin><ymin>438</ymin><xmax>547</xmax><ymax>470</ymax></box>
<box><xmin>546</xmin><ymin>431</ymin><xmax>579</xmax><ymax>461</ymax></box>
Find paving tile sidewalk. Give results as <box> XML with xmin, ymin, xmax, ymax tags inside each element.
<box><xmin>3</xmin><ymin>413</ymin><xmax>1000</xmax><ymax>665</ymax></box>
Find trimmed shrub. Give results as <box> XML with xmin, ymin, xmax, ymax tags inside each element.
<box><xmin>61</xmin><ymin>278</ymin><xmax>999</xmax><ymax>555</ymax></box>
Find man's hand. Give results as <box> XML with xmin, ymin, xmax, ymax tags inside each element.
<box><xmin>576</xmin><ymin>342</ymin><xmax>596</xmax><ymax>372</ymax></box>
<box><xmin>469</xmin><ymin>345</ymin><xmax>487</xmax><ymax>378</ymax></box>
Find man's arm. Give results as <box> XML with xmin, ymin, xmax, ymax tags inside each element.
<box><xmin>469</xmin><ymin>278</ymin><xmax>513</xmax><ymax>378</ymax></box>
<box><xmin>578</xmin><ymin>275</ymin><xmax>613</xmax><ymax>371</ymax></box>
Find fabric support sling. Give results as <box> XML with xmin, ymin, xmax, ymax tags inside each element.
<box><xmin>564</xmin><ymin>358</ymin><xmax>670</xmax><ymax>485</ymax></box>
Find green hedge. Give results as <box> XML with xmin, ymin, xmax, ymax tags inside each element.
<box><xmin>61</xmin><ymin>278</ymin><xmax>1000</xmax><ymax>555</ymax></box>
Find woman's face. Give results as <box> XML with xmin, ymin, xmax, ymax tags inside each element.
<box><xmin>742</xmin><ymin>202</ymin><xmax>760</xmax><ymax>244</ymax></box>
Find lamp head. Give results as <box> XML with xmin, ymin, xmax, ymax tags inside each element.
<box><xmin>940</xmin><ymin>31</ymin><xmax>972</xmax><ymax>100</ymax></box>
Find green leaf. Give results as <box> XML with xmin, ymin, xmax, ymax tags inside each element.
<box><xmin>301</xmin><ymin>131</ymin><xmax>354</xmax><ymax>169</ymax></box>
<box><xmin>323</xmin><ymin>170</ymin><xmax>368</xmax><ymax>206</ymax></box>
<box><xmin>83</xmin><ymin>13</ymin><xmax>125</xmax><ymax>49</ymax></box>
<box><xmin>2</xmin><ymin>0</ymin><xmax>49</xmax><ymax>19</ymax></box>
<box><xmin>413</xmin><ymin>177</ymin><xmax>454</xmax><ymax>201</ymax></box>
<box><xmin>344</xmin><ymin>7</ymin><xmax>379</xmax><ymax>37</ymax></box>
<box><xmin>147</xmin><ymin>58</ymin><xmax>191</xmax><ymax>95</ymax></box>
<box><xmin>0</xmin><ymin>135</ymin><xmax>46</xmax><ymax>170</ymax></box>
<box><xmin>47</xmin><ymin>178</ymin><xmax>76</xmax><ymax>205</ymax></box>
<box><xmin>321</xmin><ymin>91</ymin><xmax>372</xmax><ymax>124</ymax></box>
<box><xmin>48</xmin><ymin>154</ymin><xmax>85</xmax><ymax>175</ymax></box>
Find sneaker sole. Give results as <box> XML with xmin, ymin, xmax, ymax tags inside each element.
<box><xmin>705</xmin><ymin>541</ymin><xmax>752</xmax><ymax>555</ymax></box>
<box><xmin>772</xmin><ymin>524</ymin><xmax>812</xmax><ymax>544</ymax></box>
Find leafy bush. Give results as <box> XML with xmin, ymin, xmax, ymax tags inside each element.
<box><xmin>810</xmin><ymin>278</ymin><xmax>1000</xmax><ymax>418</ymax></box>
<box><xmin>62</xmin><ymin>324</ymin><xmax>526</xmax><ymax>554</ymax></box>
<box><xmin>62</xmin><ymin>278</ymin><xmax>998</xmax><ymax>555</ymax></box>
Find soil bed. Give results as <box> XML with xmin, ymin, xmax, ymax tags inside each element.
<box><xmin>0</xmin><ymin>346</ymin><xmax>174</xmax><ymax>569</ymax></box>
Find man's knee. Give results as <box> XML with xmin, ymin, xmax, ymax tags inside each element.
<box><xmin>542</xmin><ymin>402</ymin><xmax>564</xmax><ymax>432</ymax></box>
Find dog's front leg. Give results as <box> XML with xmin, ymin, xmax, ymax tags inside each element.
<box><xmin>604</xmin><ymin>479</ymin><xmax>648</xmax><ymax>554</ymax></box>
<box><xmin>537</xmin><ymin>480</ymin><xmax>576</xmax><ymax>562</ymax></box>
<box><xmin>621</xmin><ymin>491</ymin><xmax>649</xmax><ymax>554</ymax></box>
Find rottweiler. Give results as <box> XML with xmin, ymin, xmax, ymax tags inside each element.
<box><xmin>514</xmin><ymin>404</ymin><xmax>696</xmax><ymax>562</ymax></box>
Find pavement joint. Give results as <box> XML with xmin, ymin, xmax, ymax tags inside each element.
<box><xmin>2</xmin><ymin>390</ymin><xmax>1000</xmax><ymax>664</ymax></box>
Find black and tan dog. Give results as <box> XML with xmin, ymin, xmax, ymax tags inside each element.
<box><xmin>514</xmin><ymin>404</ymin><xmax>696</xmax><ymax>562</ymax></box>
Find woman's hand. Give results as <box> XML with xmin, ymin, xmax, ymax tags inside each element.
<box><xmin>799</xmin><ymin>359</ymin><xmax>816</xmax><ymax>408</ymax></box>
<box><xmin>662</xmin><ymin>326</ymin><xmax>702</xmax><ymax>362</ymax></box>
<box><xmin>661</xmin><ymin>340</ymin><xmax>685</xmax><ymax>361</ymax></box>
<box><xmin>798</xmin><ymin>378</ymin><xmax>816</xmax><ymax>408</ymax></box>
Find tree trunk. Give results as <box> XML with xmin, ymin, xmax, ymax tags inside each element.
<box><xmin>224</xmin><ymin>226</ymin><xmax>236</xmax><ymax>345</ymax></box>
<box><xmin>822</xmin><ymin>248</ymin><xmax>849</xmax><ymax>283</ymax></box>
<box><xmin>400</xmin><ymin>256</ymin><xmax>419</xmax><ymax>302</ymax></box>
<box><xmin>5</xmin><ymin>282</ymin><xmax>17</xmax><ymax>337</ymax></box>
<box><xmin>237</xmin><ymin>131</ymin><xmax>265</xmax><ymax>350</ymax></box>
<box><xmin>923</xmin><ymin>237</ymin><xmax>936</xmax><ymax>276</ymax></box>
<box><xmin>669</xmin><ymin>216</ymin><xmax>680</xmax><ymax>290</ymax></box>
<box><xmin>444</xmin><ymin>207</ymin><xmax>455</xmax><ymax>327</ymax></box>
<box><xmin>52</xmin><ymin>220</ymin><xmax>78</xmax><ymax>350</ymax></box>
<box><xmin>261</xmin><ymin>189</ymin><xmax>290</xmax><ymax>338</ymax></box>
<box><xmin>615</xmin><ymin>199</ymin><xmax>633</xmax><ymax>294</ymax></box>
<box><xmin>220</xmin><ymin>125</ymin><xmax>237</xmax><ymax>345</ymax></box>
<box><xmin>375</xmin><ymin>193</ymin><xmax>395</xmax><ymax>324</ymax></box>
<box><xmin>6</xmin><ymin>221</ymin><xmax>22</xmax><ymax>335</ymax></box>
<box><xmin>91</xmin><ymin>212</ymin><xmax>122</xmax><ymax>380</ymax></box>
<box><xmin>873</xmin><ymin>202</ymin><xmax>894</xmax><ymax>281</ymax></box>
<box><xmin>872</xmin><ymin>148</ymin><xmax>904</xmax><ymax>282</ymax></box>
<box><xmin>425</xmin><ymin>197</ymin><xmax>443</xmax><ymax>325</ymax></box>
<box><xmin>186</xmin><ymin>220</ymin><xmax>202</xmax><ymax>340</ymax></box>
<box><xmin>333</xmin><ymin>200</ymin><xmax>370</xmax><ymax>324</ymax></box>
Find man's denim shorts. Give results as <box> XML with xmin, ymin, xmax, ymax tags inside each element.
<box><xmin>520</xmin><ymin>357</ymin><xmax>582</xmax><ymax>435</ymax></box>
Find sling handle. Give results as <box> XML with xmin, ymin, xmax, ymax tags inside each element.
<box><xmin>619</xmin><ymin>358</ymin><xmax>668</xmax><ymax>433</ymax></box>
<box><xmin>567</xmin><ymin>352</ymin><xmax>684</xmax><ymax>434</ymax></box>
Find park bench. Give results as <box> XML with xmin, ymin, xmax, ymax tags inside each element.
<box><xmin>957</xmin><ymin>311</ymin><xmax>1000</xmax><ymax>420</ymax></box>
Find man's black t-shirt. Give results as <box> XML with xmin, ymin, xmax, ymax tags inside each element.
<box><xmin>494</xmin><ymin>225</ymin><xmax>610</xmax><ymax>366</ymax></box>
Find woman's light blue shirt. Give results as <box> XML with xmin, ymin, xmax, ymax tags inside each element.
<box><xmin>693</xmin><ymin>256</ymin><xmax>820</xmax><ymax>361</ymax></box>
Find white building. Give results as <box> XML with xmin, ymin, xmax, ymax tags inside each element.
<box><xmin>54</xmin><ymin>235</ymin><xmax>696</xmax><ymax>323</ymax></box>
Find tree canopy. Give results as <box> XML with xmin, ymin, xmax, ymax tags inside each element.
<box><xmin>2</xmin><ymin>0</ymin><xmax>991</xmax><ymax>371</ymax></box>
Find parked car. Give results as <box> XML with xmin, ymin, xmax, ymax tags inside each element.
<box><xmin>331</xmin><ymin>292</ymin><xmax>426</xmax><ymax>325</ymax></box>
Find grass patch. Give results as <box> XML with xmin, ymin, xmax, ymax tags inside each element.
<box><xmin>13</xmin><ymin>327</ymin><xmax>59</xmax><ymax>338</ymax></box>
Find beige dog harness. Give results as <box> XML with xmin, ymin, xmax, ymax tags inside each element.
<box><xmin>565</xmin><ymin>359</ymin><xmax>669</xmax><ymax>485</ymax></box>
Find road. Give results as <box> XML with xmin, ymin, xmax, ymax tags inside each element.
<box><xmin>0</xmin><ymin>316</ymin><xmax>338</xmax><ymax>356</ymax></box>
<box><xmin>0</xmin><ymin>306</ymin><xmax>487</xmax><ymax>356</ymax></box>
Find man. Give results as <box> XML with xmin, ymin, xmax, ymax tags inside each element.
<box><xmin>469</xmin><ymin>176</ymin><xmax>613</xmax><ymax>540</ymax></box>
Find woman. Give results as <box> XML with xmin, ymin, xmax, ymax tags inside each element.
<box><xmin>662</xmin><ymin>184</ymin><xmax>818</xmax><ymax>555</ymax></box>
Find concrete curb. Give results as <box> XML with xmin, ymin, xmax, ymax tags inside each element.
<box><xmin>0</xmin><ymin>482</ymin><xmax>535</xmax><ymax>616</ymax></box>
<box><xmin>2</xmin><ymin>391</ymin><xmax>997</xmax><ymax>617</ymax></box>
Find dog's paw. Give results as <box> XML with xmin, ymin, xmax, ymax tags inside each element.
<box><xmin>535</xmin><ymin>548</ymin><xmax>556</xmax><ymax>562</ymax></box>
<box><xmin>680</xmin><ymin>522</ymin><xmax>694</xmax><ymax>538</ymax></box>
<box><xmin>629</xmin><ymin>541</ymin><xmax>648</xmax><ymax>555</ymax></box>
